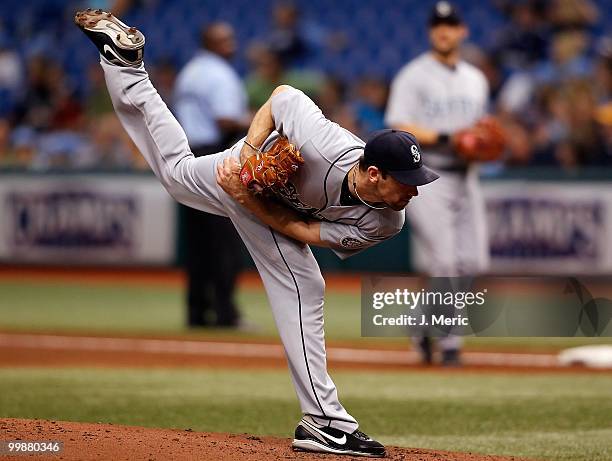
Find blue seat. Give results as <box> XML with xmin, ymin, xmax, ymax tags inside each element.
<box><xmin>0</xmin><ymin>0</ymin><xmax>609</xmax><ymax>97</ymax></box>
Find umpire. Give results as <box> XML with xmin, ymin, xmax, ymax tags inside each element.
<box><xmin>174</xmin><ymin>22</ymin><xmax>249</xmax><ymax>327</ymax></box>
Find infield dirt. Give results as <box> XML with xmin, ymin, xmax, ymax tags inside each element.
<box><xmin>0</xmin><ymin>418</ymin><xmax>532</xmax><ymax>461</ymax></box>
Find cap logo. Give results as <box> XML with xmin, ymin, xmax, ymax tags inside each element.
<box><xmin>411</xmin><ymin>144</ymin><xmax>421</xmax><ymax>162</ymax></box>
<box><xmin>436</xmin><ymin>1</ymin><xmax>452</xmax><ymax>16</ymax></box>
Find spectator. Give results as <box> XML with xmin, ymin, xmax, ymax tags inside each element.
<box><xmin>507</xmin><ymin>26</ymin><xmax>600</xmax><ymax>169</ymax></box>
<box><xmin>499</xmin><ymin>116</ymin><xmax>533</xmax><ymax>166</ymax></box>
<box><xmin>561</xmin><ymin>80</ymin><xmax>609</xmax><ymax>167</ymax></box>
<box><xmin>547</xmin><ymin>0</ymin><xmax>599</xmax><ymax>31</ymax></box>
<box><xmin>0</xmin><ymin>0</ymin><xmax>610</xmax><ymax>174</ymax></box>
<box><xmin>497</xmin><ymin>28</ymin><xmax>594</xmax><ymax>147</ymax></box>
<box><xmin>46</xmin><ymin>63</ymin><xmax>84</xmax><ymax>132</ymax></box>
<box><xmin>85</xmin><ymin>63</ymin><xmax>115</xmax><ymax>117</ymax></box>
<box><xmin>245</xmin><ymin>44</ymin><xmax>323</xmax><ymax>111</ymax></box>
<box><xmin>84</xmin><ymin>62</ymin><xmax>140</xmax><ymax>169</ymax></box>
<box><xmin>491</xmin><ymin>0</ymin><xmax>549</xmax><ymax>71</ymax></box>
<box><xmin>532</xmin><ymin>29</ymin><xmax>593</xmax><ymax>85</ymax></box>
<box><xmin>173</xmin><ymin>22</ymin><xmax>249</xmax><ymax>328</ymax></box>
<box><xmin>593</xmin><ymin>38</ymin><xmax>612</xmax><ymax>164</ymax></box>
<box><xmin>530</xmin><ymin>85</ymin><xmax>572</xmax><ymax>165</ymax></box>
<box><xmin>34</xmin><ymin>131</ymin><xmax>94</xmax><ymax>170</ymax></box>
<box><xmin>14</xmin><ymin>55</ymin><xmax>57</xmax><ymax>131</ymax></box>
<box><xmin>267</xmin><ymin>1</ymin><xmax>336</xmax><ymax>68</ymax></box>
<box><xmin>594</xmin><ymin>36</ymin><xmax>612</xmax><ymax>103</ymax></box>
<box><xmin>0</xmin><ymin>118</ymin><xmax>13</xmax><ymax>167</ymax></box>
<box><xmin>0</xmin><ymin>36</ymin><xmax>23</xmax><ymax>118</ymax></box>
<box><xmin>150</xmin><ymin>58</ymin><xmax>178</xmax><ymax>105</ymax></box>
<box><xmin>315</xmin><ymin>76</ymin><xmax>359</xmax><ymax>134</ymax></box>
<box><xmin>86</xmin><ymin>112</ymin><xmax>141</xmax><ymax>169</ymax></box>
<box><xmin>245</xmin><ymin>45</ymin><xmax>285</xmax><ymax>110</ymax></box>
<box><xmin>14</xmin><ymin>54</ymin><xmax>83</xmax><ymax>133</ymax></box>
<box><xmin>269</xmin><ymin>2</ymin><xmax>309</xmax><ymax>66</ymax></box>
<box><xmin>462</xmin><ymin>44</ymin><xmax>504</xmax><ymax>103</ymax></box>
<box><xmin>352</xmin><ymin>76</ymin><xmax>389</xmax><ymax>136</ymax></box>
<box><xmin>595</xmin><ymin>102</ymin><xmax>612</xmax><ymax>163</ymax></box>
<box><xmin>2</xmin><ymin>126</ymin><xmax>37</xmax><ymax>169</ymax></box>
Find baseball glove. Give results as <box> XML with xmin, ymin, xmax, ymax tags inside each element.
<box><xmin>453</xmin><ymin>116</ymin><xmax>506</xmax><ymax>162</ymax></box>
<box><xmin>239</xmin><ymin>136</ymin><xmax>304</xmax><ymax>193</ymax></box>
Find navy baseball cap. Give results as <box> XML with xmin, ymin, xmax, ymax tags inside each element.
<box><xmin>429</xmin><ymin>1</ymin><xmax>463</xmax><ymax>27</ymax></box>
<box><xmin>363</xmin><ymin>129</ymin><xmax>439</xmax><ymax>186</ymax></box>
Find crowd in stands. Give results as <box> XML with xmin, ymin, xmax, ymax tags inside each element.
<box><xmin>0</xmin><ymin>0</ymin><xmax>610</xmax><ymax>171</ymax></box>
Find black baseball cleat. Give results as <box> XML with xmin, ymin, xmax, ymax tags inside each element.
<box><xmin>74</xmin><ymin>8</ymin><xmax>145</xmax><ymax>67</ymax></box>
<box><xmin>292</xmin><ymin>418</ymin><xmax>386</xmax><ymax>457</ymax></box>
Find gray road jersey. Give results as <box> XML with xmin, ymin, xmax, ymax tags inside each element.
<box><xmin>235</xmin><ymin>88</ymin><xmax>405</xmax><ymax>258</ymax></box>
<box><xmin>101</xmin><ymin>60</ymin><xmax>364</xmax><ymax>431</ymax></box>
<box><xmin>385</xmin><ymin>52</ymin><xmax>488</xmax><ymax>168</ymax></box>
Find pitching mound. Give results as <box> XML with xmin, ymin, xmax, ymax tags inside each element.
<box><xmin>0</xmin><ymin>418</ymin><xmax>529</xmax><ymax>461</ymax></box>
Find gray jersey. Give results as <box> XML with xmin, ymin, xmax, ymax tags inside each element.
<box><xmin>244</xmin><ymin>88</ymin><xmax>405</xmax><ymax>259</ymax></box>
<box><xmin>101</xmin><ymin>60</ymin><xmax>404</xmax><ymax>433</ymax></box>
<box><xmin>385</xmin><ymin>52</ymin><xmax>491</xmax><ymax>353</ymax></box>
<box><xmin>385</xmin><ymin>52</ymin><xmax>488</xmax><ymax>168</ymax></box>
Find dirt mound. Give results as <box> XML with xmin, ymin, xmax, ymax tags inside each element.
<box><xmin>0</xmin><ymin>418</ymin><xmax>530</xmax><ymax>461</ymax></box>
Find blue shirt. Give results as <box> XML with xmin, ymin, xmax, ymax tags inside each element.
<box><xmin>174</xmin><ymin>51</ymin><xmax>247</xmax><ymax>147</ymax></box>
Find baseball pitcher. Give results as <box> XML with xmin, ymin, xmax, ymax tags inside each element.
<box><xmin>75</xmin><ymin>8</ymin><xmax>439</xmax><ymax>457</ymax></box>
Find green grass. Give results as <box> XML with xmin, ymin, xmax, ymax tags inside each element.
<box><xmin>0</xmin><ymin>281</ymin><xmax>361</xmax><ymax>339</ymax></box>
<box><xmin>0</xmin><ymin>367</ymin><xmax>611</xmax><ymax>461</ymax></box>
<box><xmin>2</xmin><ymin>279</ymin><xmax>612</xmax><ymax>460</ymax></box>
<box><xmin>0</xmin><ymin>280</ymin><xmax>610</xmax><ymax>350</ymax></box>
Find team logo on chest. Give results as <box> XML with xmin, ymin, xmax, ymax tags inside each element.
<box><xmin>273</xmin><ymin>182</ymin><xmax>320</xmax><ymax>216</ymax></box>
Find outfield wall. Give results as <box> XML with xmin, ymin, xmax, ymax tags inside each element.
<box><xmin>484</xmin><ymin>180</ymin><xmax>612</xmax><ymax>274</ymax></box>
<box><xmin>0</xmin><ymin>173</ymin><xmax>176</xmax><ymax>265</ymax></box>
<box><xmin>0</xmin><ymin>171</ymin><xmax>610</xmax><ymax>274</ymax></box>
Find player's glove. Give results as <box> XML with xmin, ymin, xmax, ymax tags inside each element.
<box><xmin>453</xmin><ymin>116</ymin><xmax>506</xmax><ymax>162</ymax></box>
<box><xmin>239</xmin><ymin>136</ymin><xmax>304</xmax><ymax>193</ymax></box>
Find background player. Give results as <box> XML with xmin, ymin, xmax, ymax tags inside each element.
<box><xmin>75</xmin><ymin>7</ymin><xmax>438</xmax><ymax>458</ymax></box>
<box><xmin>385</xmin><ymin>1</ymin><xmax>491</xmax><ymax>366</ymax></box>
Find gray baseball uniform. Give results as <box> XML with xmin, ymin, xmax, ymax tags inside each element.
<box><xmin>385</xmin><ymin>52</ymin><xmax>490</xmax><ymax>277</ymax></box>
<box><xmin>101</xmin><ymin>60</ymin><xmax>404</xmax><ymax>432</ymax></box>
<box><xmin>385</xmin><ymin>52</ymin><xmax>490</xmax><ymax>352</ymax></box>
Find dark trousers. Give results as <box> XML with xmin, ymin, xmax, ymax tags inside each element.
<box><xmin>183</xmin><ymin>144</ymin><xmax>243</xmax><ymax>327</ymax></box>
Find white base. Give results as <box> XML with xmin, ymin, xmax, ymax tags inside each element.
<box><xmin>558</xmin><ymin>345</ymin><xmax>612</xmax><ymax>368</ymax></box>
